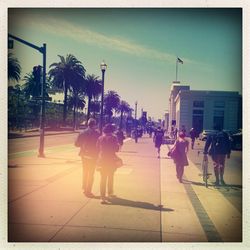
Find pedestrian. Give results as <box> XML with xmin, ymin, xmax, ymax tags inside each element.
<box><xmin>153</xmin><ymin>126</ymin><xmax>165</xmax><ymax>158</ymax></box>
<box><xmin>181</xmin><ymin>125</ymin><xmax>186</xmax><ymax>136</ymax></box>
<box><xmin>75</xmin><ymin>118</ymin><xmax>100</xmax><ymax>197</ymax></box>
<box><xmin>173</xmin><ymin>127</ymin><xmax>178</xmax><ymax>140</ymax></box>
<box><xmin>96</xmin><ymin>123</ymin><xmax>120</xmax><ymax>204</ymax></box>
<box><xmin>189</xmin><ymin>127</ymin><xmax>196</xmax><ymax>149</ymax></box>
<box><xmin>203</xmin><ymin>125</ymin><xmax>231</xmax><ymax>186</ymax></box>
<box><xmin>115</xmin><ymin>128</ymin><xmax>125</xmax><ymax>150</ymax></box>
<box><xmin>170</xmin><ymin>131</ymin><xmax>189</xmax><ymax>183</ymax></box>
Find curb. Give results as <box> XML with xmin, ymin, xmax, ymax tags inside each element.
<box><xmin>8</xmin><ymin>131</ymin><xmax>79</xmax><ymax>139</ymax></box>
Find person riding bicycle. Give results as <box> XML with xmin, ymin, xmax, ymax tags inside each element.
<box><xmin>203</xmin><ymin>124</ymin><xmax>231</xmax><ymax>186</ymax></box>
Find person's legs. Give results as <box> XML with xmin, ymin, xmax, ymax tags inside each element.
<box><xmin>100</xmin><ymin>169</ymin><xmax>108</xmax><ymax>201</ymax></box>
<box><xmin>108</xmin><ymin>170</ymin><xmax>115</xmax><ymax>197</ymax></box>
<box><xmin>218</xmin><ymin>155</ymin><xmax>226</xmax><ymax>185</ymax></box>
<box><xmin>178</xmin><ymin>165</ymin><xmax>184</xmax><ymax>183</ymax></box>
<box><xmin>176</xmin><ymin>164</ymin><xmax>181</xmax><ymax>180</ymax></box>
<box><xmin>81</xmin><ymin>157</ymin><xmax>89</xmax><ymax>192</ymax></box>
<box><xmin>85</xmin><ymin>159</ymin><xmax>96</xmax><ymax>195</ymax></box>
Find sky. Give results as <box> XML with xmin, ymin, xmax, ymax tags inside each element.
<box><xmin>8</xmin><ymin>8</ymin><xmax>242</xmax><ymax>121</ymax></box>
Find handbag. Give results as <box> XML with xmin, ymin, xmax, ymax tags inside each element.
<box><xmin>114</xmin><ymin>155</ymin><xmax>123</xmax><ymax>168</ymax></box>
<box><xmin>168</xmin><ymin>142</ymin><xmax>179</xmax><ymax>159</ymax></box>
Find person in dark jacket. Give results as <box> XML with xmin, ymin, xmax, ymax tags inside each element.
<box><xmin>189</xmin><ymin>127</ymin><xmax>196</xmax><ymax>149</ymax></box>
<box><xmin>153</xmin><ymin>126</ymin><xmax>165</xmax><ymax>158</ymax></box>
<box><xmin>203</xmin><ymin>125</ymin><xmax>231</xmax><ymax>185</ymax></box>
<box><xmin>96</xmin><ymin>123</ymin><xmax>120</xmax><ymax>204</ymax></box>
<box><xmin>75</xmin><ymin>118</ymin><xmax>100</xmax><ymax>197</ymax></box>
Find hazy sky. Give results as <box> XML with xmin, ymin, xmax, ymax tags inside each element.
<box><xmin>8</xmin><ymin>8</ymin><xmax>242</xmax><ymax>120</ymax></box>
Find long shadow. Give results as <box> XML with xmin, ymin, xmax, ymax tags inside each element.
<box><xmin>106</xmin><ymin>197</ymin><xmax>174</xmax><ymax>212</ymax></box>
<box><xmin>183</xmin><ymin>179</ymin><xmax>242</xmax><ymax>190</ymax></box>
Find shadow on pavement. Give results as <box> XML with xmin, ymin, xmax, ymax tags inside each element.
<box><xmin>107</xmin><ymin>197</ymin><xmax>174</xmax><ymax>212</ymax></box>
<box><xmin>183</xmin><ymin>179</ymin><xmax>242</xmax><ymax>190</ymax></box>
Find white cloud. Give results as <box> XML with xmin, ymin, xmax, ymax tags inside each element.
<box><xmin>11</xmin><ymin>13</ymin><xmax>200</xmax><ymax>65</ymax></box>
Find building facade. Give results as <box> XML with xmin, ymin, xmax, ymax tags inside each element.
<box><xmin>168</xmin><ymin>83</ymin><xmax>242</xmax><ymax>134</ymax></box>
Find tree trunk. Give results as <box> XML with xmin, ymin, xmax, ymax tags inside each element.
<box><xmin>63</xmin><ymin>86</ymin><xmax>68</xmax><ymax>126</ymax></box>
<box><xmin>87</xmin><ymin>95</ymin><xmax>91</xmax><ymax>122</ymax></box>
<box><xmin>73</xmin><ymin>104</ymin><xmax>76</xmax><ymax>131</ymax></box>
<box><xmin>119</xmin><ymin>111</ymin><xmax>124</xmax><ymax>129</ymax></box>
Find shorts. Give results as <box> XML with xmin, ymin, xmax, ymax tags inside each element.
<box><xmin>211</xmin><ymin>154</ymin><xmax>226</xmax><ymax>166</ymax></box>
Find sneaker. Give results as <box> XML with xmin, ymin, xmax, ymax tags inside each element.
<box><xmin>220</xmin><ymin>180</ymin><xmax>226</xmax><ymax>186</ymax></box>
<box><xmin>214</xmin><ymin>181</ymin><xmax>220</xmax><ymax>186</ymax></box>
<box><xmin>101</xmin><ymin>199</ymin><xmax>109</xmax><ymax>204</ymax></box>
<box><xmin>108</xmin><ymin>194</ymin><xmax>117</xmax><ymax>199</ymax></box>
<box><xmin>85</xmin><ymin>192</ymin><xmax>95</xmax><ymax>198</ymax></box>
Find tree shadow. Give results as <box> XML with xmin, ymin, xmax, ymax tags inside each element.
<box><xmin>106</xmin><ymin>197</ymin><xmax>174</xmax><ymax>212</ymax></box>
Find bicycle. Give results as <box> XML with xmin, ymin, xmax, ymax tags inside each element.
<box><xmin>201</xmin><ymin>156</ymin><xmax>212</xmax><ymax>188</ymax></box>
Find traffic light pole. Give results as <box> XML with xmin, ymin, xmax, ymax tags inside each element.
<box><xmin>8</xmin><ymin>34</ymin><xmax>47</xmax><ymax>157</ymax></box>
<box><xmin>38</xmin><ymin>43</ymin><xmax>46</xmax><ymax>157</ymax></box>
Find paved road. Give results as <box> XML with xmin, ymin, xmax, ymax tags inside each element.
<box><xmin>8</xmin><ymin>134</ymin><xmax>242</xmax><ymax>213</ymax></box>
<box><xmin>8</xmin><ymin>133</ymin><xmax>78</xmax><ymax>154</ymax></box>
<box><xmin>7</xmin><ymin>134</ymin><xmax>243</xmax><ymax>243</ymax></box>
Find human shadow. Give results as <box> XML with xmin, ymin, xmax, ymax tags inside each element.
<box><xmin>182</xmin><ymin>179</ymin><xmax>214</xmax><ymax>188</ymax></box>
<box><xmin>106</xmin><ymin>197</ymin><xmax>174</xmax><ymax>212</ymax></box>
<box><xmin>183</xmin><ymin>179</ymin><xmax>242</xmax><ymax>190</ymax></box>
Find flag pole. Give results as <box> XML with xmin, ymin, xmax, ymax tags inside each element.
<box><xmin>176</xmin><ymin>57</ymin><xmax>178</xmax><ymax>82</ymax></box>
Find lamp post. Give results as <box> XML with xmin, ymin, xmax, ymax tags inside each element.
<box><xmin>135</xmin><ymin>101</ymin><xmax>137</xmax><ymax>120</ymax></box>
<box><xmin>100</xmin><ymin>60</ymin><xmax>107</xmax><ymax>133</ymax></box>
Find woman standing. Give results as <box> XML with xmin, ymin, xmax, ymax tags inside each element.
<box><xmin>171</xmin><ymin>132</ymin><xmax>189</xmax><ymax>183</ymax></box>
<box><xmin>96</xmin><ymin>124</ymin><xmax>120</xmax><ymax>204</ymax></box>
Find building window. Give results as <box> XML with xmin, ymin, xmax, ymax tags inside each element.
<box><xmin>214</xmin><ymin>101</ymin><xmax>225</xmax><ymax>108</ymax></box>
<box><xmin>193</xmin><ymin>101</ymin><xmax>204</xmax><ymax>108</ymax></box>
<box><xmin>193</xmin><ymin>109</ymin><xmax>204</xmax><ymax>115</ymax></box>
<box><xmin>214</xmin><ymin>110</ymin><xmax>224</xmax><ymax>116</ymax></box>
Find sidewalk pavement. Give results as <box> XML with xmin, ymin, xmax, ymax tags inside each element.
<box><xmin>6</xmin><ymin>135</ymin><xmax>242</xmax><ymax>245</ymax></box>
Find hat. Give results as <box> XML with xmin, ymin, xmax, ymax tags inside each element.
<box><xmin>103</xmin><ymin>123</ymin><xmax>115</xmax><ymax>133</ymax></box>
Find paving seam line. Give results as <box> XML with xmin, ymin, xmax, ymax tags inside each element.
<box><xmin>164</xmin><ymin>144</ymin><xmax>222</xmax><ymax>241</ymax></box>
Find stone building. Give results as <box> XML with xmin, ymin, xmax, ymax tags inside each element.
<box><xmin>168</xmin><ymin>82</ymin><xmax>242</xmax><ymax>134</ymax></box>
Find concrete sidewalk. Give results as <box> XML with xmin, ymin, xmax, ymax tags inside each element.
<box><xmin>6</xmin><ymin>135</ymin><xmax>242</xmax><ymax>245</ymax></box>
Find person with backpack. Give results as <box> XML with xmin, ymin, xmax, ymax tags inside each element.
<box><xmin>96</xmin><ymin>123</ymin><xmax>120</xmax><ymax>204</ymax></box>
<box><xmin>203</xmin><ymin>125</ymin><xmax>231</xmax><ymax>186</ymax></box>
<box><xmin>75</xmin><ymin>118</ymin><xmax>100</xmax><ymax>197</ymax></box>
<box><xmin>153</xmin><ymin>126</ymin><xmax>165</xmax><ymax>158</ymax></box>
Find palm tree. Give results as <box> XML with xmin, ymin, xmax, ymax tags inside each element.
<box><xmin>118</xmin><ymin>100</ymin><xmax>132</xmax><ymax>129</ymax></box>
<box><xmin>48</xmin><ymin>54</ymin><xmax>86</xmax><ymax>126</ymax></box>
<box><xmin>8</xmin><ymin>52</ymin><xmax>21</xmax><ymax>82</ymax></box>
<box><xmin>68</xmin><ymin>76</ymin><xmax>86</xmax><ymax>130</ymax></box>
<box><xmin>85</xmin><ymin>74</ymin><xmax>102</xmax><ymax>121</ymax></box>
<box><xmin>104</xmin><ymin>90</ymin><xmax>121</xmax><ymax>123</ymax></box>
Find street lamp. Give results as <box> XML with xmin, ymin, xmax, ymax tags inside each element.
<box><xmin>135</xmin><ymin>101</ymin><xmax>137</xmax><ymax>120</ymax></box>
<box><xmin>100</xmin><ymin>60</ymin><xmax>107</xmax><ymax>133</ymax></box>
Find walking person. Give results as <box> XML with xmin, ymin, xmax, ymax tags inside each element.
<box><xmin>189</xmin><ymin>127</ymin><xmax>196</xmax><ymax>149</ymax></box>
<box><xmin>75</xmin><ymin>118</ymin><xmax>100</xmax><ymax>197</ymax></box>
<box><xmin>203</xmin><ymin>125</ymin><xmax>231</xmax><ymax>186</ymax></box>
<box><xmin>153</xmin><ymin>126</ymin><xmax>165</xmax><ymax>158</ymax></box>
<box><xmin>170</xmin><ymin>132</ymin><xmax>189</xmax><ymax>183</ymax></box>
<box><xmin>96</xmin><ymin>123</ymin><xmax>120</xmax><ymax>204</ymax></box>
<box><xmin>115</xmin><ymin>128</ymin><xmax>125</xmax><ymax>150</ymax></box>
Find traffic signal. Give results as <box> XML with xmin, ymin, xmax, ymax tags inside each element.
<box><xmin>33</xmin><ymin>65</ymin><xmax>42</xmax><ymax>83</ymax></box>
